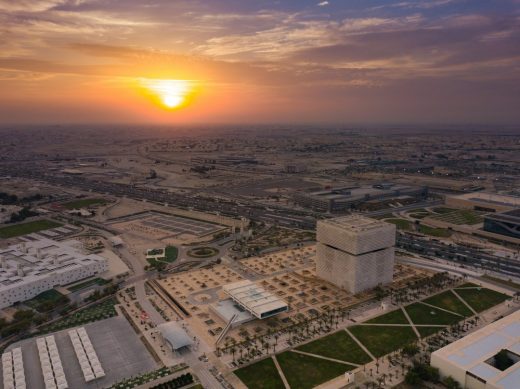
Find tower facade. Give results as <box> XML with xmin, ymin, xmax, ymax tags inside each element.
<box><xmin>316</xmin><ymin>215</ymin><xmax>396</xmax><ymax>294</ymax></box>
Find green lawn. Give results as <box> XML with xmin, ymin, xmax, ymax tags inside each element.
<box><xmin>386</xmin><ymin>218</ymin><xmax>412</xmax><ymax>231</ymax></box>
<box><xmin>432</xmin><ymin>207</ymin><xmax>457</xmax><ymax>214</ymax></box>
<box><xmin>480</xmin><ymin>275</ymin><xmax>520</xmax><ymax>291</ymax></box>
<box><xmin>365</xmin><ymin>308</ymin><xmax>409</xmax><ymax>324</ymax></box>
<box><xmin>417</xmin><ymin>326</ymin><xmax>446</xmax><ymax>338</ymax></box>
<box><xmin>454</xmin><ymin>287</ymin><xmax>510</xmax><ymax>313</ymax></box>
<box><xmin>234</xmin><ymin>357</ymin><xmax>285</xmax><ymax>389</ymax></box>
<box><xmin>422</xmin><ymin>290</ymin><xmax>473</xmax><ymax>317</ymax></box>
<box><xmin>62</xmin><ymin>198</ymin><xmax>108</xmax><ymax>209</ymax></box>
<box><xmin>297</xmin><ymin>330</ymin><xmax>372</xmax><ymax>364</ymax></box>
<box><xmin>164</xmin><ymin>246</ymin><xmax>178</xmax><ymax>262</ymax></box>
<box><xmin>418</xmin><ymin>225</ymin><xmax>452</xmax><ymax>237</ymax></box>
<box><xmin>0</xmin><ymin>219</ymin><xmax>62</xmax><ymax>238</ymax></box>
<box><xmin>349</xmin><ymin>326</ymin><xmax>418</xmax><ymax>357</ymax></box>
<box><xmin>405</xmin><ymin>303</ymin><xmax>461</xmax><ymax>325</ymax></box>
<box><xmin>276</xmin><ymin>351</ymin><xmax>354</xmax><ymax>389</ymax></box>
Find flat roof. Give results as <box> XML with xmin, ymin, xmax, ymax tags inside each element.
<box><xmin>222</xmin><ymin>280</ymin><xmax>288</xmax><ymax>319</ymax></box>
<box><xmin>432</xmin><ymin>310</ymin><xmax>519</xmax><ymax>389</ymax></box>
<box><xmin>319</xmin><ymin>215</ymin><xmax>392</xmax><ymax>233</ymax></box>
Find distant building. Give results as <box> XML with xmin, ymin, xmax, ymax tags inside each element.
<box><xmin>446</xmin><ymin>192</ymin><xmax>520</xmax><ymax>213</ymax></box>
<box><xmin>484</xmin><ymin>209</ymin><xmax>520</xmax><ymax>239</ymax></box>
<box><xmin>0</xmin><ymin>237</ymin><xmax>108</xmax><ymax>308</ymax></box>
<box><xmin>285</xmin><ymin>163</ymin><xmax>307</xmax><ymax>173</ymax></box>
<box><xmin>294</xmin><ymin>184</ymin><xmax>427</xmax><ymax>213</ymax></box>
<box><xmin>431</xmin><ymin>309</ymin><xmax>517</xmax><ymax>389</ymax></box>
<box><xmin>315</xmin><ymin>215</ymin><xmax>396</xmax><ymax>294</ymax></box>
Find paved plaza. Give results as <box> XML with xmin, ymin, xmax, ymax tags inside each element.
<box><xmin>4</xmin><ymin>316</ymin><xmax>158</xmax><ymax>389</ymax></box>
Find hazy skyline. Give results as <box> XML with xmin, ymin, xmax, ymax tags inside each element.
<box><xmin>1</xmin><ymin>0</ymin><xmax>519</xmax><ymax>125</ymax></box>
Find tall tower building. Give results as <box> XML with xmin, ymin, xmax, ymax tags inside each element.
<box><xmin>316</xmin><ymin>215</ymin><xmax>396</xmax><ymax>294</ymax></box>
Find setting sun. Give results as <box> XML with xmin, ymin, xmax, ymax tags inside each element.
<box><xmin>141</xmin><ymin>79</ymin><xmax>193</xmax><ymax>109</ymax></box>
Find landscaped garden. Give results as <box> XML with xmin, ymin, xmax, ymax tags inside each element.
<box><xmin>233</xmin><ymin>282</ymin><xmax>511</xmax><ymax>389</ymax></box>
<box><xmin>234</xmin><ymin>357</ymin><xmax>285</xmax><ymax>389</ymax></box>
<box><xmin>430</xmin><ymin>209</ymin><xmax>484</xmax><ymax>225</ymax></box>
<box><xmin>453</xmin><ymin>285</ymin><xmax>509</xmax><ymax>312</ymax></box>
<box><xmin>109</xmin><ymin>367</ymin><xmax>175</xmax><ymax>389</ymax></box>
<box><xmin>0</xmin><ymin>219</ymin><xmax>62</xmax><ymax>238</ymax></box>
<box><xmin>276</xmin><ymin>351</ymin><xmax>355</xmax><ymax>389</ymax></box>
<box><xmin>187</xmin><ymin>246</ymin><xmax>219</xmax><ymax>258</ymax></box>
<box><xmin>24</xmin><ymin>289</ymin><xmax>69</xmax><ymax>312</ymax></box>
<box><xmin>67</xmin><ymin>277</ymin><xmax>109</xmax><ymax>292</ymax></box>
<box><xmin>296</xmin><ymin>330</ymin><xmax>372</xmax><ymax>364</ymax></box>
<box><xmin>36</xmin><ymin>297</ymin><xmax>118</xmax><ymax>334</ymax></box>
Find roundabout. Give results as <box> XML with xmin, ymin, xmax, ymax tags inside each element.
<box><xmin>187</xmin><ymin>246</ymin><xmax>219</xmax><ymax>258</ymax></box>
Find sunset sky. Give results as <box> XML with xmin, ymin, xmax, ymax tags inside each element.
<box><xmin>0</xmin><ymin>0</ymin><xmax>519</xmax><ymax>125</ymax></box>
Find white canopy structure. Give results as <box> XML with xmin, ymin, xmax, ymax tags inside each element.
<box><xmin>157</xmin><ymin>322</ymin><xmax>193</xmax><ymax>351</ymax></box>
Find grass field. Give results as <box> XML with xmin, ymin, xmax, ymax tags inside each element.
<box><xmin>365</xmin><ymin>308</ymin><xmax>409</xmax><ymax>324</ymax></box>
<box><xmin>349</xmin><ymin>326</ymin><xmax>418</xmax><ymax>357</ymax></box>
<box><xmin>234</xmin><ymin>357</ymin><xmax>285</xmax><ymax>389</ymax></box>
<box><xmin>62</xmin><ymin>198</ymin><xmax>108</xmax><ymax>209</ymax></box>
<box><xmin>405</xmin><ymin>303</ymin><xmax>461</xmax><ymax>325</ymax></box>
<box><xmin>386</xmin><ymin>218</ymin><xmax>412</xmax><ymax>231</ymax></box>
<box><xmin>422</xmin><ymin>290</ymin><xmax>473</xmax><ymax>317</ymax></box>
<box><xmin>276</xmin><ymin>351</ymin><xmax>354</xmax><ymax>389</ymax></box>
<box><xmin>0</xmin><ymin>219</ymin><xmax>62</xmax><ymax>238</ymax></box>
<box><xmin>418</xmin><ymin>224</ymin><xmax>452</xmax><ymax>237</ymax></box>
<box><xmin>297</xmin><ymin>330</ymin><xmax>372</xmax><ymax>364</ymax></box>
<box><xmin>430</xmin><ymin>209</ymin><xmax>484</xmax><ymax>225</ymax></box>
<box><xmin>454</xmin><ymin>287</ymin><xmax>509</xmax><ymax>312</ymax></box>
<box><xmin>432</xmin><ymin>207</ymin><xmax>457</xmax><ymax>214</ymax></box>
<box><xmin>480</xmin><ymin>275</ymin><xmax>520</xmax><ymax>291</ymax></box>
<box><xmin>417</xmin><ymin>326</ymin><xmax>446</xmax><ymax>338</ymax></box>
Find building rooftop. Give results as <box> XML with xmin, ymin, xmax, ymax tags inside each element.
<box><xmin>0</xmin><ymin>237</ymin><xmax>107</xmax><ymax>291</ymax></box>
<box><xmin>222</xmin><ymin>280</ymin><xmax>288</xmax><ymax>319</ymax></box>
<box><xmin>432</xmin><ymin>310</ymin><xmax>520</xmax><ymax>389</ymax></box>
<box><xmin>319</xmin><ymin>214</ymin><xmax>392</xmax><ymax>233</ymax></box>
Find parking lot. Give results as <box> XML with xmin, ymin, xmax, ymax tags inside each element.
<box><xmin>4</xmin><ymin>316</ymin><xmax>158</xmax><ymax>389</ymax></box>
<box><xmin>111</xmin><ymin>211</ymin><xmax>225</xmax><ymax>239</ymax></box>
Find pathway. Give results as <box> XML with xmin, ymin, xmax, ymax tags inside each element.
<box><xmin>290</xmin><ymin>350</ymin><xmax>360</xmax><ymax>367</ymax></box>
<box><xmin>401</xmin><ymin>307</ymin><xmax>421</xmax><ymax>339</ymax></box>
<box><xmin>418</xmin><ymin>301</ymin><xmax>464</xmax><ymax>317</ymax></box>
<box><xmin>344</xmin><ymin>328</ymin><xmax>376</xmax><ymax>361</ymax></box>
<box><xmin>451</xmin><ymin>289</ymin><xmax>478</xmax><ymax>316</ymax></box>
<box><xmin>272</xmin><ymin>355</ymin><xmax>291</xmax><ymax>389</ymax></box>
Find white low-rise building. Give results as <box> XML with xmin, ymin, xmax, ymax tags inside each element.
<box><xmin>0</xmin><ymin>237</ymin><xmax>108</xmax><ymax>308</ymax></box>
<box><xmin>431</xmin><ymin>310</ymin><xmax>519</xmax><ymax>389</ymax></box>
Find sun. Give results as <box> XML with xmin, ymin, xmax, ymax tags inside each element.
<box><xmin>140</xmin><ymin>79</ymin><xmax>193</xmax><ymax>109</ymax></box>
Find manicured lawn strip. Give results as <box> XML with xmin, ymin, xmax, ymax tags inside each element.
<box><xmin>480</xmin><ymin>275</ymin><xmax>520</xmax><ymax>291</ymax></box>
<box><xmin>349</xmin><ymin>325</ymin><xmax>418</xmax><ymax>358</ymax></box>
<box><xmin>0</xmin><ymin>219</ymin><xmax>62</xmax><ymax>238</ymax></box>
<box><xmin>365</xmin><ymin>308</ymin><xmax>409</xmax><ymax>324</ymax></box>
<box><xmin>36</xmin><ymin>297</ymin><xmax>117</xmax><ymax>334</ymax></box>
<box><xmin>234</xmin><ymin>357</ymin><xmax>286</xmax><ymax>389</ymax></box>
<box><xmin>277</xmin><ymin>351</ymin><xmax>354</xmax><ymax>389</ymax></box>
<box><xmin>385</xmin><ymin>218</ymin><xmax>412</xmax><ymax>231</ymax></box>
<box><xmin>67</xmin><ymin>277</ymin><xmax>108</xmax><ymax>292</ymax></box>
<box><xmin>422</xmin><ymin>290</ymin><xmax>473</xmax><ymax>317</ymax></box>
<box><xmin>297</xmin><ymin>330</ymin><xmax>372</xmax><ymax>364</ymax></box>
<box><xmin>418</xmin><ymin>225</ymin><xmax>452</xmax><ymax>237</ymax></box>
<box><xmin>417</xmin><ymin>326</ymin><xmax>446</xmax><ymax>338</ymax></box>
<box><xmin>405</xmin><ymin>303</ymin><xmax>461</xmax><ymax>326</ymax></box>
<box><xmin>62</xmin><ymin>198</ymin><xmax>107</xmax><ymax>209</ymax></box>
<box><xmin>454</xmin><ymin>287</ymin><xmax>510</xmax><ymax>313</ymax></box>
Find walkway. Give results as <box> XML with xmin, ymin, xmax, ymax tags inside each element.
<box><xmin>452</xmin><ymin>289</ymin><xmax>478</xmax><ymax>316</ymax></box>
<box><xmin>272</xmin><ymin>355</ymin><xmax>291</xmax><ymax>389</ymax></box>
<box><xmin>291</xmin><ymin>350</ymin><xmax>360</xmax><ymax>367</ymax></box>
<box><xmin>344</xmin><ymin>328</ymin><xmax>376</xmax><ymax>361</ymax></box>
<box><xmin>401</xmin><ymin>307</ymin><xmax>421</xmax><ymax>339</ymax></box>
